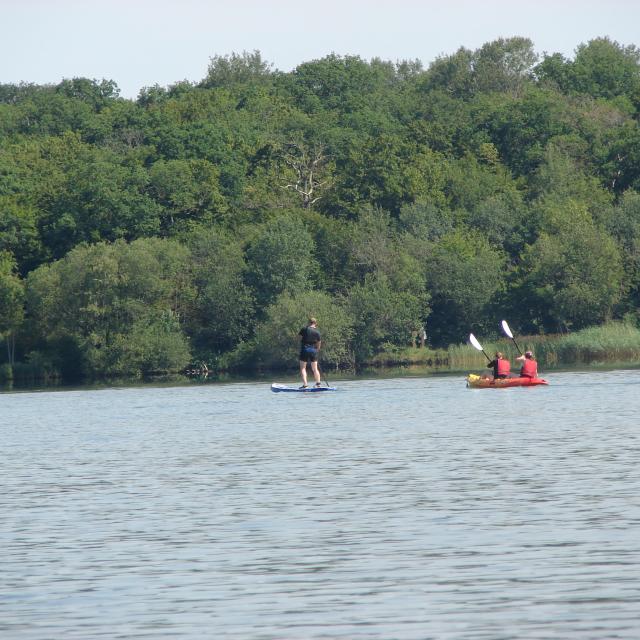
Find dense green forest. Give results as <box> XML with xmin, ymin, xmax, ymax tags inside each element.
<box><xmin>1</xmin><ymin>36</ymin><xmax>640</xmax><ymax>380</ymax></box>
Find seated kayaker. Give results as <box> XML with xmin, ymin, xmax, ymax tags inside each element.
<box><xmin>487</xmin><ymin>351</ymin><xmax>510</xmax><ymax>379</ymax></box>
<box><xmin>516</xmin><ymin>350</ymin><xmax>537</xmax><ymax>378</ymax></box>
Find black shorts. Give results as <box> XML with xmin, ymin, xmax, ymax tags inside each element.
<box><xmin>299</xmin><ymin>346</ymin><xmax>318</xmax><ymax>363</ymax></box>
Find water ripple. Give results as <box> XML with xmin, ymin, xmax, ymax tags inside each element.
<box><xmin>2</xmin><ymin>371</ymin><xmax>640</xmax><ymax>638</ymax></box>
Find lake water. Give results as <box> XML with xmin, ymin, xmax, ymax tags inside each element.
<box><xmin>2</xmin><ymin>370</ymin><xmax>640</xmax><ymax>639</ymax></box>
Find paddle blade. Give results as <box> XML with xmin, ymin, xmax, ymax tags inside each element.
<box><xmin>469</xmin><ymin>333</ymin><xmax>484</xmax><ymax>352</ymax></box>
<box><xmin>501</xmin><ymin>320</ymin><xmax>514</xmax><ymax>339</ymax></box>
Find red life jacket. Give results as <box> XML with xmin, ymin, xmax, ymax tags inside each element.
<box><xmin>520</xmin><ymin>359</ymin><xmax>537</xmax><ymax>378</ymax></box>
<box><xmin>496</xmin><ymin>358</ymin><xmax>510</xmax><ymax>377</ymax></box>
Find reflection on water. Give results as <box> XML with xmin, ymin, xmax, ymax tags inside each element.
<box><xmin>2</xmin><ymin>370</ymin><xmax>640</xmax><ymax>639</ymax></box>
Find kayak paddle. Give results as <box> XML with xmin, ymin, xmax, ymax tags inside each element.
<box><xmin>319</xmin><ymin>361</ymin><xmax>330</xmax><ymax>388</ymax></box>
<box><xmin>469</xmin><ymin>333</ymin><xmax>491</xmax><ymax>362</ymax></box>
<box><xmin>500</xmin><ymin>320</ymin><xmax>523</xmax><ymax>355</ymax></box>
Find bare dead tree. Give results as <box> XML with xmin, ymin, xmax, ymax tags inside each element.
<box><xmin>281</xmin><ymin>142</ymin><xmax>331</xmax><ymax>208</ymax></box>
<box><xmin>611</xmin><ymin>153</ymin><xmax>624</xmax><ymax>190</ymax></box>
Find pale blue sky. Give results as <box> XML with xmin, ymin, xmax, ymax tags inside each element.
<box><xmin>2</xmin><ymin>0</ymin><xmax>640</xmax><ymax>99</ymax></box>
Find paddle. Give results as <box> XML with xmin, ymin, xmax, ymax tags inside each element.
<box><xmin>501</xmin><ymin>320</ymin><xmax>542</xmax><ymax>377</ymax></box>
<box><xmin>318</xmin><ymin>361</ymin><xmax>329</xmax><ymax>388</ymax></box>
<box><xmin>469</xmin><ymin>333</ymin><xmax>491</xmax><ymax>362</ymax></box>
<box><xmin>500</xmin><ymin>320</ymin><xmax>523</xmax><ymax>356</ymax></box>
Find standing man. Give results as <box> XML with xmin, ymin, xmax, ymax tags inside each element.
<box><xmin>299</xmin><ymin>317</ymin><xmax>322</xmax><ymax>388</ymax></box>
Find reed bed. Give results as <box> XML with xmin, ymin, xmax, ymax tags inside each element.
<box><xmin>524</xmin><ymin>322</ymin><xmax>640</xmax><ymax>366</ymax></box>
<box><xmin>373</xmin><ymin>322</ymin><xmax>640</xmax><ymax>372</ymax></box>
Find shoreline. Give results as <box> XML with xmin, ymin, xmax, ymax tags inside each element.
<box><xmin>2</xmin><ymin>359</ymin><xmax>640</xmax><ymax>394</ymax></box>
<box><xmin>3</xmin><ymin>321</ymin><xmax>640</xmax><ymax>391</ymax></box>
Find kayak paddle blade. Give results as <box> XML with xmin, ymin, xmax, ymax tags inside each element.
<box><xmin>469</xmin><ymin>333</ymin><xmax>484</xmax><ymax>352</ymax></box>
<box><xmin>501</xmin><ymin>320</ymin><xmax>514</xmax><ymax>339</ymax></box>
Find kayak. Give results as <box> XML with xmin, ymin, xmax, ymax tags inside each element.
<box><xmin>466</xmin><ymin>374</ymin><xmax>548</xmax><ymax>388</ymax></box>
<box><xmin>271</xmin><ymin>383</ymin><xmax>337</xmax><ymax>393</ymax></box>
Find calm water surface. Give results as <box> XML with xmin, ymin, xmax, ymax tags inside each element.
<box><xmin>2</xmin><ymin>370</ymin><xmax>640</xmax><ymax>639</ymax></box>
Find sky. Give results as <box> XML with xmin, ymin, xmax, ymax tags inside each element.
<box><xmin>2</xmin><ymin>0</ymin><xmax>640</xmax><ymax>99</ymax></box>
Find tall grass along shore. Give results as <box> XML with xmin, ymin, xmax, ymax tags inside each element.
<box><xmin>372</xmin><ymin>322</ymin><xmax>640</xmax><ymax>372</ymax></box>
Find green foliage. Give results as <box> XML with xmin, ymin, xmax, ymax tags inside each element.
<box><xmin>423</xmin><ymin>37</ymin><xmax>537</xmax><ymax>98</ymax></box>
<box><xmin>0</xmin><ymin>362</ymin><xmax>13</xmax><ymax>381</ymax></box>
<box><xmin>529</xmin><ymin>145</ymin><xmax>612</xmax><ymax>215</ymax></box>
<box><xmin>289</xmin><ymin>54</ymin><xmax>396</xmax><ymax>112</ymax></box>
<box><xmin>422</xmin><ymin>48</ymin><xmax>474</xmax><ymax>98</ymax></box>
<box><xmin>56</xmin><ymin>78</ymin><xmax>120</xmax><ymax>108</ymax></box>
<box><xmin>518</xmin><ymin>222</ymin><xmax>624</xmax><ymax>331</ymax></box>
<box><xmin>550</xmin><ymin>321</ymin><xmax>640</xmax><ymax>363</ymax></box>
<box><xmin>0</xmin><ymin>251</ymin><xmax>24</xmax><ymax>331</ymax></box>
<box><xmin>537</xmin><ymin>38</ymin><xmax>640</xmax><ymax>102</ymax></box>
<box><xmin>303</xmin><ymin>211</ymin><xmax>357</xmax><ymax>292</ymax></box>
<box><xmin>245</xmin><ymin>214</ymin><xmax>315</xmax><ymax>308</ymax></box>
<box><xmin>108</xmin><ymin>313</ymin><xmax>191</xmax><ymax>376</ymax></box>
<box><xmin>2</xmin><ymin>37</ymin><xmax>640</xmax><ymax>379</ymax></box>
<box><xmin>466</xmin><ymin>193</ymin><xmax>527</xmax><ymax>254</ymax></box>
<box><xmin>397</xmin><ymin>200</ymin><xmax>454</xmax><ymax>242</ymax></box>
<box><xmin>0</xmin><ymin>250</ymin><xmax>25</xmax><ymax>365</ymax></box>
<box><xmin>444</xmin><ymin>153</ymin><xmax>521</xmax><ymax>212</ymax></box>
<box><xmin>328</xmin><ymin>133</ymin><xmax>446</xmax><ymax>215</ymax></box>
<box><xmin>348</xmin><ymin>207</ymin><xmax>397</xmax><ymax>279</ymax></box>
<box><xmin>494</xmin><ymin>321</ymin><xmax>640</xmax><ymax>367</ymax></box>
<box><xmin>25</xmin><ymin>239</ymin><xmax>192</xmax><ymax>377</ymax></box>
<box><xmin>477</xmin><ymin>86</ymin><xmax>576</xmax><ymax>176</ymax></box>
<box><xmin>605</xmin><ymin>121</ymin><xmax>640</xmax><ymax>193</ymax></box>
<box><xmin>425</xmin><ymin>229</ymin><xmax>507</xmax><ymax>346</ymax></box>
<box><xmin>148</xmin><ymin>158</ymin><xmax>228</xmax><ymax>232</ymax></box>
<box><xmin>345</xmin><ymin>273</ymin><xmax>429</xmax><ymax>361</ymax></box>
<box><xmin>472</xmin><ymin>37</ymin><xmax>538</xmax><ymax>96</ymax></box>
<box><xmin>365</xmin><ymin>345</ymin><xmax>449</xmax><ymax>368</ymax></box>
<box><xmin>248</xmin><ymin>290</ymin><xmax>354</xmax><ymax>369</ymax></box>
<box><xmin>602</xmin><ymin>191</ymin><xmax>640</xmax><ymax>311</ymax></box>
<box><xmin>187</xmin><ymin>228</ymin><xmax>254</xmax><ymax>357</ymax></box>
<box><xmin>201</xmin><ymin>51</ymin><xmax>274</xmax><ymax>90</ymax></box>
<box><xmin>0</xmin><ymin>196</ymin><xmax>43</xmax><ymax>273</ymax></box>
<box><xmin>18</xmin><ymin>133</ymin><xmax>162</xmax><ymax>259</ymax></box>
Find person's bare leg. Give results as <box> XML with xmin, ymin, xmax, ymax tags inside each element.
<box><xmin>299</xmin><ymin>361</ymin><xmax>308</xmax><ymax>386</ymax></box>
<box><xmin>310</xmin><ymin>361</ymin><xmax>321</xmax><ymax>385</ymax></box>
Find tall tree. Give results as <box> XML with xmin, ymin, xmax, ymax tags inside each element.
<box><xmin>517</xmin><ymin>218</ymin><xmax>624</xmax><ymax>331</ymax></box>
<box><xmin>245</xmin><ymin>214</ymin><xmax>315</xmax><ymax>309</ymax></box>
<box><xmin>472</xmin><ymin>37</ymin><xmax>538</xmax><ymax>96</ymax></box>
<box><xmin>280</xmin><ymin>141</ymin><xmax>332</xmax><ymax>209</ymax></box>
<box><xmin>425</xmin><ymin>229</ymin><xmax>507</xmax><ymax>346</ymax></box>
<box><xmin>0</xmin><ymin>251</ymin><xmax>24</xmax><ymax>366</ymax></box>
<box><xmin>187</xmin><ymin>229</ymin><xmax>254</xmax><ymax>357</ymax></box>
<box><xmin>25</xmin><ymin>239</ymin><xmax>192</xmax><ymax>378</ymax></box>
<box><xmin>200</xmin><ymin>51</ymin><xmax>274</xmax><ymax>90</ymax></box>
<box><xmin>248</xmin><ymin>290</ymin><xmax>354</xmax><ymax>369</ymax></box>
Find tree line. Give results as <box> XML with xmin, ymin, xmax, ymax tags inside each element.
<box><xmin>1</xmin><ymin>37</ymin><xmax>640</xmax><ymax>379</ymax></box>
